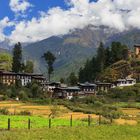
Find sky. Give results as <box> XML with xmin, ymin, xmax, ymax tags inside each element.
<box><xmin>0</xmin><ymin>0</ymin><xmax>140</xmax><ymax>44</ymax></box>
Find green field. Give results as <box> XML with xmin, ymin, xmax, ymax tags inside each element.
<box><xmin>0</xmin><ymin>125</ymin><xmax>140</xmax><ymax>140</ymax></box>
<box><xmin>0</xmin><ymin>115</ymin><xmax>94</xmax><ymax>129</ymax></box>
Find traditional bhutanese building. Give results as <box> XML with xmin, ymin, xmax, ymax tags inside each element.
<box><xmin>0</xmin><ymin>70</ymin><xmax>46</xmax><ymax>86</ymax></box>
<box><xmin>0</xmin><ymin>71</ymin><xmax>16</xmax><ymax>85</ymax></box>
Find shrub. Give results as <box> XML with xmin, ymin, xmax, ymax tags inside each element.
<box><xmin>2</xmin><ymin>95</ymin><xmax>9</xmax><ymax>101</ymax></box>
<box><xmin>0</xmin><ymin>108</ymin><xmax>9</xmax><ymax>115</ymax></box>
<box><xmin>19</xmin><ymin>110</ymin><xmax>31</xmax><ymax>116</ymax></box>
<box><xmin>19</xmin><ymin>90</ymin><xmax>29</xmax><ymax>100</ymax></box>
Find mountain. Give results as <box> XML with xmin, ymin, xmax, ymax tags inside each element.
<box><xmin>105</xmin><ymin>29</ymin><xmax>140</xmax><ymax>49</ymax></box>
<box><xmin>1</xmin><ymin>26</ymin><xmax>140</xmax><ymax>80</ymax></box>
<box><xmin>23</xmin><ymin>26</ymin><xmax>116</xmax><ymax>80</ymax></box>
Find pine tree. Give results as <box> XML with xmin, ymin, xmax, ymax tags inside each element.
<box><xmin>67</xmin><ymin>72</ymin><xmax>78</xmax><ymax>86</ymax></box>
<box><xmin>12</xmin><ymin>42</ymin><xmax>22</xmax><ymax>73</ymax></box>
<box><xmin>43</xmin><ymin>51</ymin><xmax>56</xmax><ymax>82</ymax></box>
<box><xmin>96</xmin><ymin>42</ymin><xmax>106</xmax><ymax>73</ymax></box>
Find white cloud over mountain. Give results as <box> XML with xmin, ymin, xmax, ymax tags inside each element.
<box><xmin>1</xmin><ymin>0</ymin><xmax>140</xmax><ymax>43</ymax></box>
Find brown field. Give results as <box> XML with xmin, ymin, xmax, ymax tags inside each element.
<box><xmin>121</xmin><ymin>108</ymin><xmax>140</xmax><ymax>116</ymax></box>
<box><xmin>0</xmin><ymin>101</ymin><xmax>99</xmax><ymax>119</ymax></box>
<box><xmin>0</xmin><ymin>101</ymin><xmax>139</xmax><ymax>125</ymax></box>
<box><xmin>114</xmin><ymin>119</ymin><xmax>137</xmax><ymax>125</ymax></box>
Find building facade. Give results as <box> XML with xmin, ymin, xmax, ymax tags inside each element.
<box><xmin>0</xmin><ymin>71</ymin><xmax>46</xmax><ymax>86</ymax></box>
<box><xmin>115</xmin><ymin>78</ymin><xmax>136</xmax><ymax>87</ymax></box>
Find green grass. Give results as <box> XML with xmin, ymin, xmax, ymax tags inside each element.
<box><xmin>0</xmin><ymin>115</ymin><xmax>94</xmax><ymax>129</ymax></box>
<box><xmin>0</xmin><ymin>125</ymin><xmax>140</xmax><ymax>140</ymax></box>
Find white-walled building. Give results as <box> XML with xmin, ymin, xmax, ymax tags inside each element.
<box><xmin>115</xmin><ymin>78</ymin><xmax>136</xmax><ymax>87</ymax></box>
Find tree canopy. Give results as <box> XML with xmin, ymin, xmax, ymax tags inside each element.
<box><xmin>12</xmin><ymin>42</ymin><xmax>22</xmax><ymax>73</ymax></box>
<box><xmin>43</xmin><ymin>51</ymin><xmax>56</xmax><ymax>82</ymax></box>
<box><xmin>0</xmin><ymin>53</ymin><xmax>12</xmax><ymax>71</ymax></box>
<box><xmin>78</xmin><ymin>42</ymin><xmax>129</xmax><ymax>83</ymax></box>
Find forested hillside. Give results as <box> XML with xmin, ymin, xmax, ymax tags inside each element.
<box><xmin>78</xmin><ymin>42</ymin><xmax>139</xmax><ymax>83</ymax></box>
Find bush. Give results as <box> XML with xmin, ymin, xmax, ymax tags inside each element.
<box><xmin>102</xmin><ymin>110</ymin><xmax>123</xmax><ymax>119</ymax></box>
<box><xmin>2</xmin><ymin>95</ymin><xmax>9</xmax><ymax>101</ymax></box>
<box><xmin>19</xmin><ymin>90</ymin><xmax>29</xmax><ymax>100</ymax></box>
<box><xmin>0</xmin><ymin>108</ymin><xmax>9</xmax><ymax>115</ymax></box>
<box><xmin>19</xmin><ymin>110</ymin><xmax>31</xmax><ymax>116</ymax></box>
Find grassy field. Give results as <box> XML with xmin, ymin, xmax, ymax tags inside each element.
<box><xmin>0</xmin><ymin>115</ymin><xmax>93</xmax><ymax>129</ymax></box>
<box><xmin>0</xmin><ymin>125</ymin><xmax>140</xmax><ymax>140</ymax></box>
<box><xmin>0</xmin><ymin>101</ymin><xmax>140</xmax><ymax>139</ymax></box>
<box><xmin>0</xmin><ymin>101</ymin><xmax>139</xmax><ymax>126</ymax></box>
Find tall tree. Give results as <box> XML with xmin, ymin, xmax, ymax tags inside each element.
<box><xmin>111</xmin><ymin>42</ymin><xmax>128</xmax><ymax>63</ymax></box>
<box><xmin>96</xmin><ymin>42</ymin><xmax>106</xmax><ymax>73</ymax></box>
<box><xmin>67</xmin><ymin>72</ymin><xmax>78</xmax><ymax>86</ymax></box>
<box><xmin>24</xmin><ymin>60</ymin><xmax>34</xmax><ymax>73</ymax></box>
<box><xmin>105</xmin><ymin>47</ymin><xmax>112</xmax><ymax>67</ymax></box>
<box><xmin>43</xmin><ymin>51</ymin><xmax>56</xmax><ymax>82</ymax></box>
<box><xmin>12</xmin><ymin>42</ymin><xmax>22</xmax><ymax>73</ymax></box>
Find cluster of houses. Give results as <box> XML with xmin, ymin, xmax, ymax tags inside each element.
<box><xmin>0</xmin><ymin>69</ymin><xmax>137</xmax><ymax>100</ymax></box>
<box><xmin>46</xmin><ymin>78</ymin><xmax>136</xmax><ymax>99</ymax></box>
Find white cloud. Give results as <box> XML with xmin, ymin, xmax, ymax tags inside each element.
<box><xmin>0</xmin><ymin>17</ymin><xmax>13</xmax><ymax>41</ymax></box>
<box><xmin>2</xmin><ymin>0</ymin><xmax>140</xmax><ymax>43</ymax></box>
<box><xmin>9</xmin><ymin>0</ymin><xmax>33</xmax><ymax>14</ymax></box>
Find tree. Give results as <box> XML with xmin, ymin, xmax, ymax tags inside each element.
<box><xmin>105</xmin><ymin>47</ymin><xmax>112</xmax><ymax>67</ymax></box>
<box><xmin>24</xmin><ymin>60</ymin><xmax>34</xmax><ymax>73</ymax></box>
<box><xmin>99</xmin><ymin>68</ymin><xmax>119</xmax><ymax>83</ymax></box>
<box><xmin>67</xmin><ymin>72</ymin><xmax>78</xmax><ymax>86</ymax></box>
<box><xmin>43</xmin><ymin>51</ymin><xmax>56</xmax><ymax>82</ymax></box>
<box><xmin>96</xmin><ymin>42</ymin><xmax>106</xmax><ymax>73</ymax></box>
<box><xmin>0</xmin><ymin>53</ymin><xmax>12</xmax><ymax>71</ymax></box>
<box><xmin>122</xmin><ymin>48</ymin><xmax>129</xmax><ymax>60</ymax></box>
<box><xmin>60</xmin><ymin>78</ymin><xmax>65</xmax><ymax>83</ymax></box>
<box><xmin>111</xmin><ymin>42</ymin><xmax>128</xmax><ymax>63</ymax></box>
<box><xmin>12</xmin><ymin>42</ymin><xmax>22</xmax><ymax>73</ymax></box>
<box><xmin>31</xmin><ymin>83</ymin><xmax>42</xmax><ymax>98</ymax></box>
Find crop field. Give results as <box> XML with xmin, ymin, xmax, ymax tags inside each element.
<box><xmin>0</xmin><ymin>101</ymin><xmax>99</xmax><ymax>119</ymax></box>
<box><xmin>0</xmin><ymin>101</ymin><xmax>139</xmax><ymax>139</ymax></box>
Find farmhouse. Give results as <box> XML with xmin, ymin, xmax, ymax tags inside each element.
<box><xmin>0</xmin><ymin>70</ymin><xmax>46</xmax><ymax>86</ymax></box>
<box><xmin>96</xmin><ymin>82</ymin><xmax>114</xmax><ymax>92</ymax></box>
<box><xmin>53</xmin><ymin>86</ymin><xmax>80</xmax><ymax>99</ymax></box>
<box><xmin>46</xmin><ymin>82</ymin><xmax>61</xmax><ymax>93</ymax></box>
<box><xmin>115</xmin><ymin>78</ymin><xmax>136</xmax><ymax>87</ymax></box>
<box><xmin>78</xmin><ymin>82</ymin><xmax>97</xmax><ymax>95</ymax></box>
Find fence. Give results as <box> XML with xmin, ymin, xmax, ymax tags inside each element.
<box><xmin>2</xmin><ymin>115</ymin><xmax>113</xmax><ymax>131</ymax></box>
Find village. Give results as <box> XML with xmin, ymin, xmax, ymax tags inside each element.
<box><xmin>1</xmin><ymin>44</ymin><xmax>140</xmax><ymax>100</ymax></box>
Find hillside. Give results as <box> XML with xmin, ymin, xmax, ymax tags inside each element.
<box><xmin>22</xmin><ymin>26</ymin><xmax>116</xmax><ymax>80</ymax></box>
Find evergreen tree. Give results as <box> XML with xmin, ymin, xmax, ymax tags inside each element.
<box><xmin>67</xmin><ymin>72</ymin><xmax>78</xmax><ymax>86</ymax></box>
<box><xmin>122</xmin><ymin>48</ymin><xmax>129</xmax><ymax>60</ymax></box>
<box><xmin>12</xmin><ymin>42</ymin><xmax>22</xmax><ymax>73</ymax></box>
<box><xmin>105</xmin><ymin>47</ymin><xmax>112</xmax><ymax>67</ymax></box>
<box><xmin>60</xmin><ymin>78</ymin><xmax>65</xmax><ymax>83</ymax></box>
<box><xmin>24</xmin><ymin>60</ymin><xmax>34</xmax><ymax>73</ymax></box>
<box><xmin>111</xmin><ymin>42</ymin><xmax>128</xmax><ymax>63</ymax></box>
<box><xmin>96</xmin><ymin>42</ymin><xmax>106</xmax><ymax>73</ymax></box>
<box><xmin>43</xmin><ymin>51</ymin><xmax>56</xmax><ymax>82</ymax></box>
<box><xmin>78</xmin><ymin>41</ymin><xmax>129</xmax><ymax>83</ymax></box>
